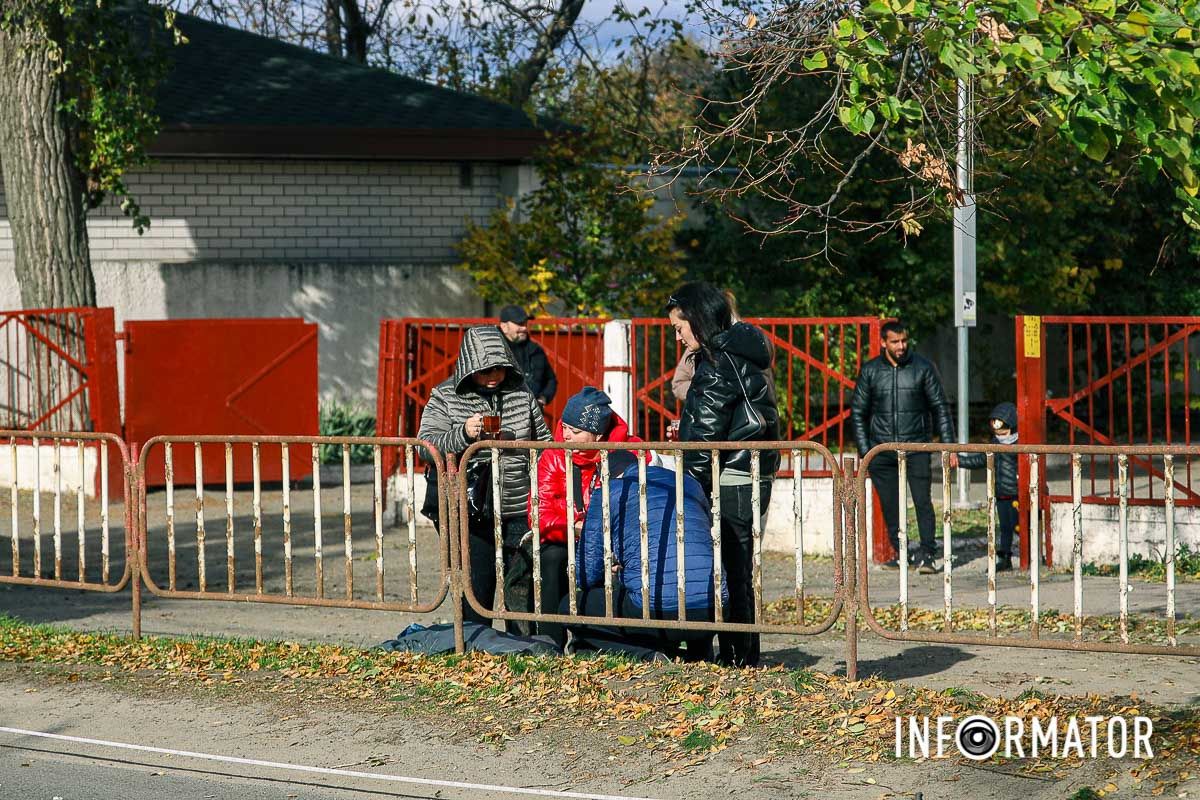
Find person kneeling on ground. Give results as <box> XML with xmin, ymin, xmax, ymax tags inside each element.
<box><xmin>529</xmin><ymin>387</ymin><xmax>643</xmax><ymax>646</ymax></box>
<box><xmin>568</xmin><ymin>451</ymin><xmax>726</xmax><ymax>661</ymax></box>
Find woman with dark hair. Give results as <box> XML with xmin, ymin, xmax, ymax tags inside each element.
<box><xmin>667</xmin><ymin>281</ymin><xmax>780</xmax><ymax>666</ymax></box>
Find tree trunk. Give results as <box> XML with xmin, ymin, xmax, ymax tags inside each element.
<box><xmin>506</xmin><ymin>0</ymin><xmax>585</xmax><ymax>108</ymax></box>
<box><xmin>0</xmin><ymin>24</ymin><xmax>97</xmax><ymax>309</ymax></box>
<box><xmin>324</xmin><ymin>0</ymin><xmax>344</xmax><ymax>58</ymax></box>
<box><xmin>338</xmin><ymin>0</ymin><xmax>369</xmax><ymax>64</ymax></box>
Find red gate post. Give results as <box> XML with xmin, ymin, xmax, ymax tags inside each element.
<box><xmin>82</xmin><ymin>308</ymin><xmax>123</xmax><ymax>497</ymax></box>
<box><xmin>375</xmin><ymin>319</ymin><xmax>405</xmax><ymax>480</ymax></box>
<box><xmin>1015</xmin><ymin>316</ymin><xmax>1047</xmax><ymax>571</ymax></box>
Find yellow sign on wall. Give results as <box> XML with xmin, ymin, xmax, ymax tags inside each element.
<box><xmin>1023</xmin><ymin>316</ymin><xmax>1042</xmax><ymax>358</ymax></box>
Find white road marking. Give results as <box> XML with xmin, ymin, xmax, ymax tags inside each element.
<box><xmin>0</xmin><ymin>726</ymin><xmax>659</xmax><ymax>800</ymax></box>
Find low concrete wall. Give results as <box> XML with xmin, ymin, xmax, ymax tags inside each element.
<box><xmin>761</xmin><ymin>477</ymin><xmax>841</xmax><ymax>557</ymax></box>
<box><xmin>393</xmin><ymin>469</ymin><xmax>850</xmax><ymax>558</ymax></box>
<box><xmin>0</xmin><ymin>443</ymin><xmax>100</xmax><ymax>499</ymax></box>
<box><xmin>1048</xmin><ymin>499</ymin><xmax>1200</xmax><ymax>565</ymax></box>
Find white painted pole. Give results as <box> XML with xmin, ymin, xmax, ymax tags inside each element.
<box><xmin>953</xmin><ymin>73</ymin><xmax>976</xmax><ymax>509</ymax></box>
<box><xmin>603</xmin><ymin>319</ymin><xmax>633</xmax><ymax>424</ymax></box>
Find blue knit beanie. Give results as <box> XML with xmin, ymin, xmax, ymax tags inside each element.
<box><xmin>561</xmin><ymin>386</ymin><xmax>613</xmax><ymax>435</ymax></box>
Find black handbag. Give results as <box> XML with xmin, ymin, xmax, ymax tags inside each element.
<box><xmin>421</xmin><ymin>458</ymin><xmax>493</xmax><ymax>527</ymax></box>
<box><xmin>420</xmin><ymin>462</ymin><xmax>442</xmax><ymax>526</ymax></box>
<box><xmin>725</xmin><ymin>352</ymin><xmax>767</xmax><ymax>441</ymax></box>
<box><xmin>464</xmin><ymin>457</ymin><xmax>494</xmax><ymax>523</ymax></box>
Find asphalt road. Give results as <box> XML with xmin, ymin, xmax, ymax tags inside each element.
<box><xmin>0</xmin><ymin>726</ymin><xmax>658</xmax><ymax>800</ymax></box>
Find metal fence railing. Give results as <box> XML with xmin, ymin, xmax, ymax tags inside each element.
<box><xmin>453</xmin><ymin>440</ymin><xmax>850</xmax><ymax>652</ymax></box>
<box><xmin>0</xmin><ymin>309</ymin><xmax>121</xmax><ymax>438</ymax></box>
<box><xmin>1016</xmin><ymin>315</ymin><xmax>1200</xmax><ymax>567</ymax></box>
<box><xmin>3</xmin><ymin>430</ymin><xmax>1198</xmax><ymax>676</ymax></box>
<box><xmin>630</xmin><ymin>318</ymin><xmax>881</xmax><ymax>477</ymax></box>
<box><xmin>0</xmin><ymin>431</ymin><xmax>132</xmax><ymax>594</ymax></box>
<box><xmin>856</xmin><ymin>442</ymin><xmax>1200</xmax><ymax>658</ymax></box>
<box><xmin>131</xmin><ymin>436</ymin><xmax>451</xmax><ymax>627</ymax></box>
<box><xmin>375</xmin><ymin>317</ymin><xmax>607</xmax><ymax>477</ymax></box>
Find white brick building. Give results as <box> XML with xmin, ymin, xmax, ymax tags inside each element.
<box><xmin>0</xmin><ymin>12</ymin><xmax>546</xmax><ymax>402</ymax></box>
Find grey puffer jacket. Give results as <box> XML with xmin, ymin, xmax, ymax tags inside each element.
<box><xmin>418</xmin><ymin>326</ymin><xmax>551</xmax><ymax>519</ymax></box>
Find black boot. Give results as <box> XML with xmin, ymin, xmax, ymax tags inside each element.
<box><xmin>995</xmin><ymin>552</ymin><xmax>1013</xmax><ymax>572</ymax></box>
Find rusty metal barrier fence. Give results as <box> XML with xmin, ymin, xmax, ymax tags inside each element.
<box><xmin>856</xmin><ymin>442</ymin><xmax>1200</xmax><ymax>658</ymax></box>
<box><xmin>6</xmin><ymin>430</ymin><xmax>1200</xmax><ymax>677</ymax></box>
<box><xmin>451</xmin><ymin>440</ymin><xmax>857</xmax><ymax>666</ymax></box>
<box><xmin>131</xmin><ymin>436</ymin><xmax>451</xmax><ymax>636</ymax></box>
<box><xmin>0</xmin><ymin>431</ymin><xmax>132</xmax><ymax>594</ymax></box>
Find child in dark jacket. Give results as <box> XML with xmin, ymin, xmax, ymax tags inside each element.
<box><xmin>956</xmin><ymin>402</ymin><xmax>1019</xmax><ymax>572</ymax></box>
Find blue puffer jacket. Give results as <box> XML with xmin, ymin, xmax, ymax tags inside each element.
<box><xmin>577</xmin><ymin>465</ymin><xmax>727</xmax><ymax>614</ymax></box>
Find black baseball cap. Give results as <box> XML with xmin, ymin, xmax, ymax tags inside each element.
<box><xmin>499</xmin><ymin>305</ymin><xmax>530</xmax><ymax>324</ymax></box>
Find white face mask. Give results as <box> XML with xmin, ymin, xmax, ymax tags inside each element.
<box><xmin>995</xmin><ymin>432</ymin><xmax>1018</xmax><ymax>445</ymax></box>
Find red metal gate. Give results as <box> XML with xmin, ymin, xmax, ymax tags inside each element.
<box><xmin>0</xmin><ymin>307</ymin><xmax>123</xmax><ymax>496</ymax></box>
<box><xmin>376</xmin><ymin>318</ymin><xmax>606</xmax><ymax>475</ymax></box>
<box><xmin>1016</xmin><ymin>315</ymin><xmax>1200</xmax><ymax>567</ymax></box>
<box><xmin>630</xmin><ymin>317</ymin><xmax>881</xmax><ymax>476</ymax></box>
<box><xmin>0</xmin><ymin>307</ymin><xmax>121</xmax><ymax>435</ymax></box>
<box><xmin>123</xmin><ymin>318</ymin><xmax>319</xmax><ymax>486</ymax></box>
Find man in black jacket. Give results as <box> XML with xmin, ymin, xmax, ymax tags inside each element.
<box><xmin>851</xmin><ymin>320</ymin><xmax>957</xmax><ymax>573</ymax></box>
<box><xmin>498</xmin><ymin>305</ymin><xmax>558</xmax><ymax>406</ymax></box>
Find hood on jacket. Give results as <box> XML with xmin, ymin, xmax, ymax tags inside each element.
<box><xmin>452</xmin><ymin>326</ymin><xmax>526</xmax><ymax>394</ymax></box>
<box><xmin>712</xmin><ymin>322</ymin><xmax>773</xmax><ymax>370</ymax></box>
<box><xmin>989</xmin><ymin>401</ymin><xmax>1018</xmax><ymax>433</ymax></box>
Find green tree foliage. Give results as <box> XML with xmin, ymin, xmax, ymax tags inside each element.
<box><xmin>660</xmin><ymin>0</ymin><xmax>1200</xmax><ymax>241</ymax></box>
<box><xmin>456</xmin><ymin>134</ymin><xmax>685</xmax><ymax>316</ymax></box>
<box><xmin>660</xmin><ymin>0</ymin><xmax>1199</xmax><ymax>352</ymax></box>
<box><xmin>456</xmin><ymin>40</ymin><xmax>706</xmax><ymax>316</ymax></box>
<box><xmin>685</xmin><ymin>102</ymin><xmax>1200</xmax><ymax>336</ymax></box>
<box><xmin>1</xmin><ymin>0</ymin><xmax>181</xmax><ymax>232</ymax></box>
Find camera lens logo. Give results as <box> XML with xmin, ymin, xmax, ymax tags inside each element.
<box><xmin>955</xmin><ymin>715</ymin><xmax>1001</xmax><ymax>760</ymax></box>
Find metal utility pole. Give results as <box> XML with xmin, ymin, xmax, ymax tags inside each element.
<box><xmin>953</xmin><ymin>75</ymin><xmax>976</xmax><ymax>507</ymax></box>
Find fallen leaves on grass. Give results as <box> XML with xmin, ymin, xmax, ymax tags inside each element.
<box><xmin>0</xmin><ymin>614</ymin><xmax>1196</xmax><ymax>796</ymax></box>
<box><xmin>761</xmin><ymin>596</ymin><xmax>1197</xmax><ymax>644</ymax></box>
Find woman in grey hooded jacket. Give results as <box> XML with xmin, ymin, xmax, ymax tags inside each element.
<box><xmin>418</xmin><ymin>325</ymin><xmax>551</xmax><ymax>632</ymax></box>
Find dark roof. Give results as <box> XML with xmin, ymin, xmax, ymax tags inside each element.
<box><xmin>150</xmin><ymin>12</ymin><xmax>552</xmax><ymax>160</ymax></box>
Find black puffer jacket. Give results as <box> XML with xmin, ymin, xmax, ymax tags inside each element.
<box><xmin>505</xmin><ymin>334</ymin><xmax>558</xmax><ymax>404</ymax></box>
<box><xmin>850</xmin><ymin>352</ymin><xmax>956</xmax><ymax>457</ymax></box>
<box><xmin>680</xmin><ymin>322</ymin><xmax>781</xmax><ymax>492</ymax></box>
<box><xmin>957</xmin><ymin>402</ymin><xmax>1019</xmax><ymax>497</ymax></box>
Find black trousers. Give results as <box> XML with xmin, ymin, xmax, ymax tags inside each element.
<box><xmin>718</xmin><ymin>480</ymin><xmax>773</xmax><ymax>667</ymax></box>
<box><xmin>535</xmin><ymin>543</ymin><xmax>569</xmax><ymax>646</ymax></box>
<box><xmin>465</xmin><ymin>516</ymin><xmax>534</xmax><ymax>636</ymax></box>
<box><xmin>869</xmin><ymin>452</ymin><xmax>936</xmax><ymax>559</ymax></box>
<box><xmin>995</xmin><ymin>497</ymin><xmax>1018</xmax><ymax>558</ymax></box>
<box><xmin>570</xmin><ymin>585</ymin><xmax>715</xmax><ymax>662</ymax></box>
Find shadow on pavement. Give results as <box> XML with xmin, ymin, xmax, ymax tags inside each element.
<box><xmin>854</xmin><ymin>645</ymin><xmax>976</xmax><ymax>681</ymax></box>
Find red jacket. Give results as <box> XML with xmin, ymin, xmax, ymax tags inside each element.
<box><xmin>529</xmin><ymin>414</ymin><xmax>643</xmax><ymax>544</ymax></box>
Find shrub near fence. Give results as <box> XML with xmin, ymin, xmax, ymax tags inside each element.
<box><xmin>319</xmin><ymin>401</ymin><xmax>376</xmax><ymax>464</ymax></box>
